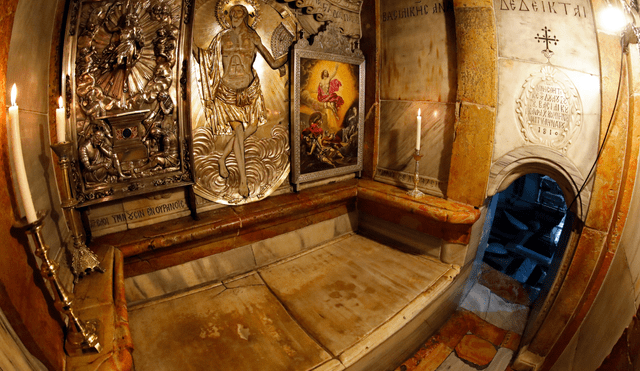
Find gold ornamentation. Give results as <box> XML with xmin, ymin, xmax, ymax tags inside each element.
<box><xmin>216</xmin><ymin>0</ymin><xmax>260</xmax><ymax>29</ymax></box>
<box><xmin>192</xmin><ymin>0</ymin><xmax>294</xmax><ymax>203</ymax></box>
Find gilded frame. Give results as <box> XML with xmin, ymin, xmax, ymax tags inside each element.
<box><xmin>291</xmin><ymin>48</ymin><xmax>365</xmax><ymax>186</ymax></box>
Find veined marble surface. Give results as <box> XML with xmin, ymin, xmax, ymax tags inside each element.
<box><xmin>494</xmin><ymin>59</ymin><xmax>600</xmax><ymax>178</ymax></box>
<box><xmin>377</xmin><ymin>100</ymin><xmax>455</xmax><ymax>183</ymax></box>
<box><xmin>124</xmin><ymin>212</ymin><xmax>358</xmax><ymax>304</ymax></box>
<box><xmin>380</xmin><ymin>0</ymin><xmax>457</xmax><ymax>102</ymax></box>
<box><xmin>495</xmin><ymin>0</ymin><xmax>599</xmax><ymax>75</ymax></box>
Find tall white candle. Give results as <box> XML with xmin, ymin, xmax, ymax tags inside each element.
<box><xmin>416</xmin><ymin>108</ymin><xmax>422</xmax><ymax>151</ymax></box>
<box><xmin>56</xmin><ymin>96</ymin><xmax>65</xmax><ymax>143</ymax></box>
<box><xmin>8</xmin><ymin>84</ymin><xmax>37</xmax><ymax>223</ymax></box>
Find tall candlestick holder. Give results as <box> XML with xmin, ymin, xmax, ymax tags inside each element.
<box><xmin>15</xmin><ymin>211</ymin><xmax>102</xmax><ymax>355</ymax></box>
<box><xmin>51</xmin><ymin>142</ymin><xmax>103</xmax><ymax>281</ymax></box>
<box><xmin>407</xmin><ymin>149</ymin><xmax>425</xmax><ymax>198</ymax></box>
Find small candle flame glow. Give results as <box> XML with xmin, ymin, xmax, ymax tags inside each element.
<box><xmin>58</xmin><ymin>96</ymin><xmax>63</xmax><ymax>109</ymax></box>
<box><xmin>10</xmin><ymin>84</ymin><xmax>17</xmax><ymax>106</ymax></box>
<box><xmin>418</xmin><ymin>108</ymin><xmax>421</xmax><ymax>116</ymax></box>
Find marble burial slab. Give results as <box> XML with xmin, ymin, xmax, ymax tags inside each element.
<box><xmin>259</xmin><ymin>234</ymin><xmax>450</xmax><ymax>356</ymax></box>
<box><xmin>495</xmin><ymin>0</ymin><xmax>599</xmax><ymax>75</ymax></box>
<box><xmin>129</xmin><ymin>274</ymin><xmax>331</xmax><ymax>371</ymax></box>
<box><xmin>376</xmin><ymin>100</ymin><xmax>454</xmax><ymax>196</ymax></box>
<box><xmin>494</xmin><ymin>59</ymin><xmax>600</xmax><ymax>177</ymax></box>
<box><xmin>380</xmin><ymin>0</ymin><xmax>457</xmax><ymax>102</ymax></box>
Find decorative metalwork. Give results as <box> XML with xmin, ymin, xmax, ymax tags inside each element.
<box><xmin>272</xmin><ymin>23</ymin><xmax>295</xmax><ymax>59</ymax></box>
<box><xmin>406</xmin><ymin>149</ymin><xmax>424</xmax><ymax>198</ymax></box>
<box><xmin>62</xmin><ymin>0</ymin><xmax>193</xmax><ymax>206</ymax></box>
<box><xmin>14</xmin><ymin>211</ymin><xmax>101</xmax><ymax>356</ymax></box>
<box><xmin>69</xmin><ymin>0</ymin><xmax>81</xmax><ymax>36</ymax></box>
<box><xmin>296</xmin><ymin>23</ymin><xmax>363</xmax><ymax>58</ymax></box>
<box><xmin>51</xmin><ymin>142</ymin><xmax>104</xmax><ymax>280</ymax></box>
<box><xmin>291</xmin><ymin>25</ymin><xmax>365</xmax><ymax>187</ymax></box>
<box><xmin>280</xmin><ymin>0</ymin><xmax>363</xmax><ymax>39</ymax></box>
<box><xmin>180</xmin><ymin>59</ymin><xmax>187</xmax><ymax>101</ymax></box>
<box><xmin>65</xmin><ymin>75</ymin><xmax>73</xmax><ymax>119</ymax></box>
<box><xmin>516</xmin><ymin>65</ymin><xmax>583</xmax><ymax>153</ymax></box>
<box><xmin>191</xmin><ymin>0</ymin><xmax>297</xmax><ymax>204</ymax></box>
<box><xmin>184</xmin><ymin>0</ymin><xmax>193</xmax><ymax>24</ymax></box>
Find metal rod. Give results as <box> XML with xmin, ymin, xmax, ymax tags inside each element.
<box><xmin>18</xmin><ymin>212</ymin><xmax>102</xmax><ymax>355</ymax></box>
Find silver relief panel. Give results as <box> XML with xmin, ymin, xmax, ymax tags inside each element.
<box><xmin>63</xmin><ymin>0</ymin><xmax>193</xmax><ymax>206</ymax></box>
<box><xmin>190</xmin><ymin>0</ymin><xmax>297</xmax><ymax>205</ymax></box>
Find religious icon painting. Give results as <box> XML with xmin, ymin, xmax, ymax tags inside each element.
<box><xmin>291</xmin><ymin>33</ymin><xmax>365</xmax><ymax>188</ymax></box>
<box><xmin>190</xmin><ymin>0</ymin><xmax>297</xmax><ymax>205</ymax></box>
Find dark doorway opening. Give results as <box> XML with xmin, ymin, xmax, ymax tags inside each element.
<box><xmin>483</xmin><ymin>173</ymin><xmax>569</xmax><ymax>302</ymax></box>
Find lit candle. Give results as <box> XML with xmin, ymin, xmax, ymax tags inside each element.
<box><xmin>416</xmin><ymin>108</ymin><xmax>422</xmax><ymax>151</ymax></box>
<box><xmin>8</xmin><ymin>84</ymin><xmax>38</xmax><ymax>223</ymax></box>
<box><xmin>56</xmin><ymin>96</ymin><xmax>65</xmax><ymax>143</ymax></box>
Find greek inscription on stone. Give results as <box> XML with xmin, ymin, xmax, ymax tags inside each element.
<box><xmin>90</xmin><ymin>217</ymin><xmax>110</xmax><ymax>229</ymax></box>
<box><xmin>112</xmin><ymin>213</ymin><xmax>127</xmax><ymax>223</ymax></box>
<box><xmin>382</xmin><ymin>2</ymin><xmax>453</xmax><ymax>22</ymax></box>
<box><xmin>499</xmin><ymin>0</ymin><xmax>588</xmax><ymax>17</ymax></box>
<box><xmin>527</xmin><ymin>83</ymin><xmax>570</xmax><ymax>137</ymax></box>
<box><xmin>121</xmin><ymin>200</ymin><xmax>188</xmax><ymax>222</ymax></box>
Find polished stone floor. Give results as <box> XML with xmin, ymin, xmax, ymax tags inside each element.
<box><xmin>128</xmin><ymin>233</ymin><xmax>453</xmax><ymax>371</ymax></box>
<box><xmin>394</xmin><ymin>265</ymin><xmax>530</xmax><ymax>371</ymax></box>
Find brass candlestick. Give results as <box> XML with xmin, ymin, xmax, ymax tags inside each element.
<box><xmin>16</xmin><ymin>211</ymin><xmax>102</xmax><ymax>355</ymax></box>
<box><xmin>407</xmin><ymin>149</ymin><xmax>424</xmax><ymax>198</ymax></box>
<box><xmin>51</xmin><ymin>142</ymin><xmax>103</xmax><ymax>280</ymax></box>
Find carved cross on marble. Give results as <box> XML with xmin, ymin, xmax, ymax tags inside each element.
<box><xmin>535</xmin><ymin>26</ymin><xmax>559</xmax><ymax>59</ymax></box>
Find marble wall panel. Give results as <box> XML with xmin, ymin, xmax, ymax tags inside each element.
<box><xmin>380</xmin><ymin>0</ymin><xmax>457</xmax><ymax>102</ymax></box>
<box><xmin>494</xmin><ymin>0</ymin><xmax>599</xmax><ymax>75</ymax></box>
<box><xmin>252</xmin><ymin>212</ymin><xmax>357</xmax><ymax>266</ymax></box>
<box><xmin>358</xmin><ymin>212</ymin><xmax>442</xmax><ymax>260</ymax></box>
<box><xmin>0</xmin><ymin>307</ymin><xmax>47</xmax><ymax>371</ymax></box>
<box><xmin>494</xmin><ymin>59</ymin><xmax>600</xmax><ymax>178</ymax></box>
<box><xmin>6</xmin><ymin>0</ymin><xmax>68</xmax><ymax>259</ymax></box>
<box><xmin>376</xmin><ymin>100</ymin><xmax>455</xmax><ymax>195</ymax></box>
<box><xmin>5</xmin><ymin>0</ymin><xmax>57</xmax><ymax>113</ymax></box>
<box><xmin>124</xmin><ymin>213</ymin><xmax>358</xmax><ymax>303</ymax></box>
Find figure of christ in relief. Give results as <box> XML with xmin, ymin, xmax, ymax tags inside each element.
<box><xmin>197</xmin><ymin>4</ymin><xmax>287</xmax><ymax>197</ymax></box>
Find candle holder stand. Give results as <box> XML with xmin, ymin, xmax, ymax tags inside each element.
<box><xmin>407</xmin><ymin>149</ymin><xmax>425</xmax><ymax>198</ymax></box>
<box><xmin>51</xmin><ymin>142</ymin><xmax>103</xmax><ymax>281</ymax></box>
<box><xmin>15</xmin><ymin>211</ymin><xmax>102</xmax><ymax>355</ymax></box>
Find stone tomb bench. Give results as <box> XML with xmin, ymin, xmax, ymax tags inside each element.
<box><xmin>77</xmin><ymin>179</ymin><xmax>480</xmax><ymax>371</ymax></box>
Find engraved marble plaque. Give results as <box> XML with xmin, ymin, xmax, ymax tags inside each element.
<box><xmin>516</xmin><ymin>65</ymin><xmax>582</xmax><ymax>152</ymax></box>
<box><xmin>190</xmin><ymin>0</ymin><xmax>297</xmax><ymax>205</ymax></box>
<box><xmin>494</xmin><ymin>0</ymin><xmax>601</xmax><ymax>178</ymax></box>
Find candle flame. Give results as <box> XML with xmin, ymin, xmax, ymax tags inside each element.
<box><xmin>418</xmin><ymin>108</ymin><xmax>421</xmax><ymax>116</ymax></box>
<box><xmin>58</xmin><ymin>96</ymin><xmax>64</xmax><ymax>109</ymax></box>
<box><xmin>10</xmin><ymin>84</ymin><xmax>16</xmax><ymax>106</ymax></box>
